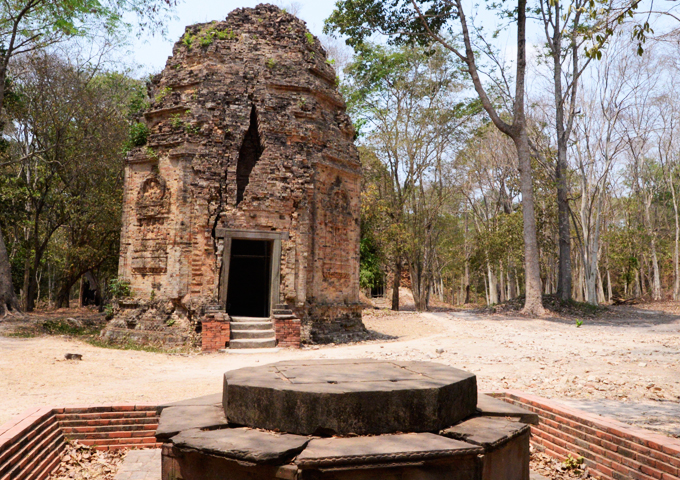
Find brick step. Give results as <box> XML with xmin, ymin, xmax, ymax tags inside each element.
<box><xmin>273</xmin><ymin>314</ymin><xmax>297</xmax><ymax>320</ymax></box>
<box><xmin>1</xmin><ymin>427</ymin><xmax>63</xmax><ymax>480</ymax></box>
<box><xmin>228</xmin><ymin>321</ymin><xmax>272</xmax><ymax>331</ymax></box>
<box><xmin>272</xmin><ymin>310</ymin><xmax>294</xmax><ymax>316</ymax></box>
<box><xmin>78</xmin><ymin>437</ymin><xmax>157</xmax><ymax>447</ymax></box>
<box><xmin>229</xmin><ymin>316</ymin><xmax>271</xmax><ymax>323</ymax></box>
<box><xmin>55</xmin><ymin>410</ymin><xmax>156</xmax><ymax>421</ymax></box>
<box><xmin>230</xmin><ymin>329</ymin><xmax>276</xmax><ymax>340</ymax></box>
<box><xmin>23</xmin><ymin>440</ymin><xmax>65</xmax><ymax>480</ymax></box>
<box><xmin>61</xmin><ymin>423</ymin><xmax>158</xmax><ymax>434</ymax></box>
<box><xmin>229</xmin><ymin>338</ymin><xmax>277</xmax><ymax>349</ymax></box>
<box><xmin>59</xmin><ymin>417</ymin><xmax>158</xmax><ymax>428</ymax></box>
<box><xmin>94</xmin><ymin>442</ymin><xmax>163</xmax><ymax>451</ymax></box>
<box><xmin>63</xmin><ymin>429</ymin><xmax>157</xmax><ymax>440</ymax></box>
<box><xmin>0</xmin><ymin>415</ymin><xmax>59</xmax><ymax>474</ymax></box>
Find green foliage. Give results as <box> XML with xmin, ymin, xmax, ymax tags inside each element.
<box><xmin>125</xmin><ymin>122</ymin><xmax>149</xmax><ymax>151</ymax></box>
<box><xmin>576</xmin><ymin>319</ymin><xmax>583</xmax><ymax>327</ymax></box>
<box><xmin>185</xmin><ymin>123</ymin><xmax>201</xmax><ymax>135</ymax></box>
<box><xmin>563</xmin><ymin>455</ymin><xmax>584</xmax><ymax>470</ymax></box>
<box><xmin>109</xmin><ymin>277</ymin><xmax>132</xmax><ymax>299</ymax></box>
<box><xmin>170</xmin><ymin>113</ymin><xmax>183</xmax><ymax>129</ymax></box>
<box><xmin>165</xmin><ymin>318</ymin><xmax>175</xmax><ymax>326</ymax></box>
<box><xmin>305</xmin><ymin>32</ymin><xmax>315</xmax><ymax>45</ymax></box>
<box><xmin>360</xmin><ymin>236</ymin><xmax>383</xmax><ymax>289</ymax></box>
<box><xmin>266</xmin><ymin>58</ymin><xmax>277</xmax><ymax>69</ymax></box>
<box><xmin>154</xmin><ymin>86</ymin><xmax>171</xmax><ymax>104</ymax></box>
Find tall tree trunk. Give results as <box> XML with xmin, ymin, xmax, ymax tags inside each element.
<box><xmin>670</xmin><ymin>176</ymin><xmax>680</xmax><ymax>300</ymax></box>
<box><xmin>487</xmin><ymin>260</ymin><xmax>498</xmax><ymax>305</ymax></box>
<box><xmin>391</xmin><ymin>258</ymin><xmax>400</xmax><ymax>311</ymax></box>
<box><xmin>0</xmin><ymin>230</ymin><xmax>21</xmax><ymax>317</ymax></box>
<box><xmin>515</xmin><ymin>133</ymin><xmax>545</xmax><ymax>315</ymax></box>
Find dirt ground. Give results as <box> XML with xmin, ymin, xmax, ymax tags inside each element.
<box><xmin>1</xmin><ymin>301</ymin><xmax>679</xmax><ymax>438</ymax></box>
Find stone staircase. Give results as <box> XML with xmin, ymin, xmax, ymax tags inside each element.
<box><xmin>229</xmin><ymin>316</ymin><xmax>276</xmax><ymax>348</ymax></box>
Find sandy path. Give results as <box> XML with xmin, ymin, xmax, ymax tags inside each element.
<box><xmin>1</xmin><ymin>307</ymin><xmax>678</xmax><ymax>435</ymax></box>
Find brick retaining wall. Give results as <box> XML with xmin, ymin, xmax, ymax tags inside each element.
<box><xmin>3</xmin><ymin>393</ymin><xmax>679</xmax><ymax>480</ymax></box>
<box><xmin>0</xmin><ymin>405</ymin><xmax>160</xmax><ymax>480</ymax></box>
<box><xmin>494</xmin><ymin>391</ymin><xmax>680</xmax><ymax>480</ymax></box>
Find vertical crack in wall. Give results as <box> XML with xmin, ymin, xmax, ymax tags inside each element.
<box><xmin>236</xmin><ymin>105</ymin><xmax>263</xmax><ymax>206</ymax></box>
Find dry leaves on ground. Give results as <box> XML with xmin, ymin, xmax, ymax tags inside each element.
<box><xmin>48</xmin><ymin>441</ymin><xmax>126</xmax><ymax>480</ymax></box>
<box><xmin>531</xmin><ymin>451</ymin><xmax>591</xmax><ymax>480</ymax></box>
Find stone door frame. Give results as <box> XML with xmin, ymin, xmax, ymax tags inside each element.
<box><xmin>215</xmin><ymin>228</ymin><xmax>289</xmax><ymax>316</ymax></box>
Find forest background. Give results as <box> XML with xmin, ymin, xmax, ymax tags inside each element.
<box><xmin>1</xmin><ymin>0</ymin><xmax>680</xmax><ymax>315</ymax></box>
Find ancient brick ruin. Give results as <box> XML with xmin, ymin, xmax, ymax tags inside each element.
<box><xmin>109</xmin><ymin>4</ymin><xmax>366</xmax><ymax>348</ymax></box>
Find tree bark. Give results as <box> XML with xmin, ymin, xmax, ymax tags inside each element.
<box><xmin>514</xmin><ymin>132</ymin><xmax>545</xmax><ymax>315</ymax></box>
<box><xmin>0</xmin><ymin>230</ymin><xmax>21</xmax><ymax>317</ymax></box>
<box><xmin>391</xmin><ymin>258</ymin><xmax>400</xmax><ymax>311</ymax></box>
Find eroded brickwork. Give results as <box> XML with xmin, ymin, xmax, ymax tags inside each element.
<box><xmin>116</xmin><ymin>4</ymin><xmax>365</xmax><ymax>344</ymax></box>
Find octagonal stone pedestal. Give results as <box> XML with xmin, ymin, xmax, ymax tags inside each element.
<box><xmin>157</xmin><ymin>360</ymin><xmax>537</xmax><ymax>480</ymax></box>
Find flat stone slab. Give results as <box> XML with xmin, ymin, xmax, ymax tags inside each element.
<box><xmin>441</xmin><ymin>417</ymin><xmax>530</xmax><ymax>450</ymax></box>
<box><xmin>170</xmin><ymin>427</ymin><xmax>310</xmax><ymax>465</ymax></box>
<box><xmin>295</xmin><ymin>432</ymin><xmax>483</xmax><ymax>468</ymax></box>
<box><xmin>477</xmin><ymin>394</ymin><xmax>539</xmax><ymax>425</ymax></box>
<box><xmin>156</xmin><ymin>405</ymin><xmax>227</xmax><ymax>441</ymax></box>
<box><xmin>156</xmin><ymin>393</ymin><xmax>222</xmax><ymax>415</ymax></box>
<box><xmin>223</xmin><ymin>359</ymin><xmax>477</xmax><ymax>435</ymax></box>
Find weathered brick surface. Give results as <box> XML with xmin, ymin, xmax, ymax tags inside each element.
<box><xmin>274</xmin><ymin>317</ymin><xmax>301</xmax><ymax>348</ymax></box>
<box><xmin>116</xmin><ymin>4</ymin><xmax>366</xmax><ymax>344</ymax></box>
<box><xmin>492</xmin><ymin>391</ymin><xmax>680</xmax><ymax>480</ymax></box>
<box><xmin>202</xmin><ymin>311</ymin><xmax>230</xmax><ymax>352</ymax></box>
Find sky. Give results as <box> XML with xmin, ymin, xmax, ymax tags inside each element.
<box><xmin>128</xmin><ymin>0</ymin><xmax>340</xmax><ymax>75</ymax></box>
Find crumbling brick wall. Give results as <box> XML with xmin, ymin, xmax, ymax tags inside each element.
<box><xmin>116</xmin><ymin>4</ymin><xmax>366</xmax><ymax>344</ymax></box>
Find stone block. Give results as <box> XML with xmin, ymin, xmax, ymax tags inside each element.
<box><xmin>477</xmin><ymin>395</ymin><xmax>539</xmax><ymax>425</ymax></box>
<box><xmin>155</xmin><ymin>406</ymin><xmax>227</xmax><ymax>441</ymax></box>
<box><xmin>170</xmin><ymin>427</ymin><xmax>310</xmax><ymax>464</ymax></box>
<box><xmin>223</xmin><ymin>360</ymin><xmax>477</xmax><ymax>436</ymax></box>
<box><xmin>441</xmin><ymin>417</ymin><xmax>530</xmax><ymax>480</ymax></box>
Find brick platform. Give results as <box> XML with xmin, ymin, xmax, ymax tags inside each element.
<box><xmin>495</xmin><ymin>391</ymin><xmax>680</xmax><ymax>480</ymax></box>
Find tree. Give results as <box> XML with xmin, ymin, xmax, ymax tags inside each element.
<box><xmin>0</xmin><ymin>0</ymin><xmax>177</xmax><ymax>316</ymax></box>
<box><xmin>345</xmin><ymin>43</ymin><xmax>478</xmax><ymax>310</ymax></box>
<box><xmin>326</xmin><ymin>0</ymin><xmax>547</xmax><ymax>314</ymax></box>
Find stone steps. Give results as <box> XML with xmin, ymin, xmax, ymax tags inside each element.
<box><xmin>228</xmin><ymin>315</ymin><xmax>276</xmax><ymax>349</ymax></box>
<box><xmin>229</xmin><ymin>338</ymin><xmax>277</xmax><ymax>349</ymax></box>
<box><xmin>229</xmin><ymin>321</ymin><xmax>273</xmax><ymax>331</ymax></box>
<box><xmin>230</xmin><ymin>329</ymin><xmax>275</xmax><ymax>339</ymax></box>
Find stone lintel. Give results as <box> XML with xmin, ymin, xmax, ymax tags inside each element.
<box><xmin>214</xmin><ymin>228</ymin><xmax>290</xmax><ymax>240</ymax></box>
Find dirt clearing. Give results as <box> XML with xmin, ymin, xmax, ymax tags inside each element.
<box><xmin>1</xmin><ymin>305</ymin><xmax>678</xmax><ymax>437</ymax></box>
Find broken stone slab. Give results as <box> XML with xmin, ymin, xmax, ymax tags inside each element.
<box><xmin>156</xmin><ymin>392</ymin><xmax>222</xmax><ymax>415</ymax></box>
<box><xmin>170</xmin><ymin>427</ymin><xmax>310</xmax><ymax>465</ymax></box>
<box><xmin>156</xmin><ymin>405</ymin><xmax>227</xmax><ymax>441</ymax></box>
<box><xmin>441</xmin><ymin>417</ymin><xmax>531</xmax><ymax>480</ymax></box>
<box><xmin>296</xmin><ymin>432</ymin><xmax>483</xmax><ymax>468</ymax></box>
<box><xmin>477</xmin><ymin>394</ymin><xmax>539</xmax><ymax>425</ymax></box>
<box><xmin>223</xmin><ymin>359</ymin><xmax>477</xmax><ymax>436</ymax></box>
<box><xmin>441</xmin><ymin>417</ymin><xmax>530</xmax><ymax>450</ymax></box>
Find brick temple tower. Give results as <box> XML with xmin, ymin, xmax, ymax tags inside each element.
<box><xmin>115</xmin><ymin>4</ymin><xmax>365</xmax><ymax>347</ymax></box>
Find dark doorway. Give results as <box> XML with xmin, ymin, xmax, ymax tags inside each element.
<box><xmin>226</xmin><ymin>239</ymin><xmax>272</xmax><ymax>317</ymax></box>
